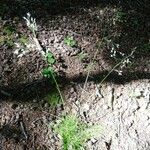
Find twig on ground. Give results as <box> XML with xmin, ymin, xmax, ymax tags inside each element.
<box><xmin>20</xmin><ymin>121</ymin><xmax>28</xmax><ymax>140</ymax></box>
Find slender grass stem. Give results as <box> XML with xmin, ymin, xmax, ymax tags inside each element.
<box><xmin>99</xmin><ymin>50</ymin><xmax>135</xmax><ymax>86</ymax></box>
<box><xmin>51</xmin><ymin>72</ymin><xmax>64</xmax><ymax>104</ymax></box>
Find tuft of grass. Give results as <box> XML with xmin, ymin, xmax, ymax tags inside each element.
<box><xmin>53</xmin><ymin>115</ymin><xmax>101</xmax><ymax>150</ymax></box>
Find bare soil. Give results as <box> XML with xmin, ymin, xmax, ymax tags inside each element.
<box><xmin>0</xmin><ymin>0</ymin><xmax>150</xmax><ymax>150</ymax></box>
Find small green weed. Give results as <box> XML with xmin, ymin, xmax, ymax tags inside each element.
<box><xmin>0</xmin><ymin>25</ymin><xmax>16</xmax><ymax>47</ymax></box>
<box><xmin>44</xmin><ymin>89</ymin><xmax>62</xmax><ymax>107</ymax></box>
<box><xmin>42</xmin><ymin>52</ymin><xmax>56</xmax><ymax>79</ymax></box>
<box><xmin>54</xmin><ymin>115</ymin><xmax>101</xmax><ymax>150</ymax></box>
<box><xmin>42</xmin><ymin>66</ymin><xmax>55</xmax><ymax>79</ymax></box>
<box><xmin>46</xmin><ymin>52</ymin><xmax>56</xmax><ymax>65</ymax></box>
<box><xmin>64</xmin><ymin>36</ymin><xmax>76</xmax><ymax>47</ymax></box>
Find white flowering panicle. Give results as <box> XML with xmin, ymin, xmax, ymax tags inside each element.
<box><xmin>23</xmin><ymin>12</ymin><xmax>38</xmax><ymax>33</ymax></box>
<box><xmin>106</xmin><ymin>39</ymin><xmax>136</xmax><ymax>76</ymax></box>
<box><xmin>23</xmin><ymin>13</ymin><xmax>46</xmax><ymax>56</ymax></box>
<box><xmin>120</xmin><ymin>58</ymin><xmax>131</xmax><ymax>69</ymax></box>
<box><xmin>14</xmin><ymin>13</ymin><xmax>46</xmax><ymax>58</ymax></box>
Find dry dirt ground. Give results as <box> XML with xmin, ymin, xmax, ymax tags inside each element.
<box><xmin>0</xmin><ymin>80</ymin><xmax>150</xmax><ymax>150</ymax></box>
<box><xmin>0</xmin><ymin>0</ymin><xmax>150</xmax><ymax>150</ymax></box>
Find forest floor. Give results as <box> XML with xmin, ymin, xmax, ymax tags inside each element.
<box><xmin>0</xmin><ymin>0</ymin><xmax>150</xmax><ymax>150</ymax></box>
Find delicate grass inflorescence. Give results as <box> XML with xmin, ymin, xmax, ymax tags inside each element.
<box><xmin>23</xmin><ymin>12</ymin><xmax>37</xmax><ymax>37</ymax></box>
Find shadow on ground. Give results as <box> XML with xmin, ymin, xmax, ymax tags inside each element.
<box><xmin>0</xmin><ymin>70</ymin><xmax>150</xmax><ymax>101</ymax></box>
